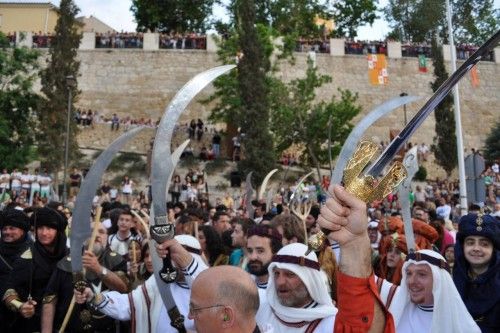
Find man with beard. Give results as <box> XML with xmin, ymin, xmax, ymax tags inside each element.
<box><xmin>245</xmin><ymin>225</ymin><xmax>282</xmax><ymax>314</ymax></box>
<box><xmin>41</xmin><ymin>221</ymin><xmax>128</xmax><ymax>332</ymax></box>
<box><xmin>0</xmin><ymin>208</ymin><xmax>33</xmax><ymax>332</ymax></box>
<box><xmin>253</xmin><ymin>242</ymin><xmax>337</xmax><ymax>332</ymax></box>
<box><xmin>2</xmin><ymin>206</ymin><xmax>68</xmax><ymax>333</ymax></box>
<box><xmin>229</xmin><ymin>218</ymin><xmax>255</xmax><ymax>268</ymax></box>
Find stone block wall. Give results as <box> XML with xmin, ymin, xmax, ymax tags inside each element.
<box><xmin>33</xmin><ymin>47</ymin><xmax>499</xmax><ymax>178</ymax></box>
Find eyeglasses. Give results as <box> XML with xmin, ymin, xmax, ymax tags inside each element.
<box><xmin>188</xmin><ymin>304</ymin><xmax>225</xmax><ymax>317</ymax></box>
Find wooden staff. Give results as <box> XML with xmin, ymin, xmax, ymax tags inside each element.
<box><xmin>59</xmin><ymin>205</ymin><xmax>103</xmax><ymax>333</ymax></box>
<box><xmin>131</xmin><ymin>240</ymin><xmax>138</xmax><ymax>282</ymax></box>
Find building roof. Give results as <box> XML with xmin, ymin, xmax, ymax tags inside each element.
<box><xmin>0</xmin><ymin>1</ymin><xmax>57</xmax><ymax>8</ymax></box>
<box><xmin>76</xmin><ymin>15</ymin><xmax>116</xmax><ymax>33</ymax></box>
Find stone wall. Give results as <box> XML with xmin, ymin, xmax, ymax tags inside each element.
<box><xmin>72</xmin><ymin>49</ymin><xmax>499</xmax><ymax>152</ymax></box>
<box><xmin>32</xmin><ymin>47</ymin><xmax>498</xmax><ymax>178</ymax></box>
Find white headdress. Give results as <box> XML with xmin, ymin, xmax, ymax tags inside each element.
<box><xmin>390</xmin><ymin>249</ymin><xmax>480</xmax><ymax>333</ymax></box>
<box><xmin>266</xmin><ymin>243</ymin><xmax>337</xmax><ymax>323</ymax></box>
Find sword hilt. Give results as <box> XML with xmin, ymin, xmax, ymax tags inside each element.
<box><xmin>307</xmin><ymin>141</ymin><xmax>407</xmax><ymax>254</ymax></box>
<box><xmin>150</xmin><ymin>216</ymin><xmax>177</xmax><ymax>283</ymax></box>
<box><xmin>167</xmin><ymin>305</ymin><xmax>186</xmax><ymax>332</ymax></box>
<box><xmin>73</xmin><ymin>272</ymin><xmax>88</xmax><ymax>292</ymax></box>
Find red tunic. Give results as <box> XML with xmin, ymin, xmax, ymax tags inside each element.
<box><xmin>334</xmin><ymin>271</ymin><xmax>395</xmax><ymax>333</ymax></box>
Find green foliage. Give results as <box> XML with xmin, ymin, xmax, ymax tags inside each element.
<box><xmin>384</xmin><ymin>0</ymin><xmax>444</xmax><ymax>42</ymax></box>
<box><xmin>220</xmin><ymin>0</ymin><xmax>377</xmax><ymax>40</ymax></box>
<box><xmin>484</xmin><ymin>120</ymin><xmax>500</xmax><ymax>161</ymax></box>
<box><xmin>204</xmin><ymin>158</ymin><xmax>228</xmax><ymax>175</ymax></box>
<box><xmin>384</xmin><ymin>0</ymin><xmax>499</xmax><ymax>44</ymax></box>
<box><xmin>452</xmin><ymin>0</ymin><xmax>499</xmax><ymax>44</ymax></box>
<box><xmin>108</xmin><ymin>152</ymin><xmax>145</xmax><ymax>172</ymax></box>
<box><xmin>180</xmin><ymin>155</ymin><xmax>198</xmax><ymax>169</ymax></box>
<box><xmin>202</xmin><ymin>24</ymin><xmax>274</xmax><ymax>126</ymax></box>
<box><xmin>331</xmin><ymin>0</ymin><xmax>378</xmax><ymax>38</ymax></box>
<box><xmin>270</xmin><ymin>59</ymin><xmax>361</xmax><ymax>179</ymax></box>
<box><xmin>414</xmin><ymin>165</ymin><xmax>428</xmax><ymax>181</ymax></box>
<box><xmin>37</xmin><ymin>0</ymin><xmax>82</xmax><ymax>174</ymax></box>
<box><xmin>0</xmin><ymin>32</ymin><xmax>40</xmax><ymax>169</ymax></box>
<box><xmin>430</xmin><ymin>37</ymin><xmax>457</xmax><ymax>177</ymax></box>
<box><xmin>131</xmin><ymin>0</ymin><xmax>216</xmax><ymax>33</ymax></box>
<box><xmin>235</xmin><ymin>0</ymin><xmax>276</xmax><ymax>183</ymax></box>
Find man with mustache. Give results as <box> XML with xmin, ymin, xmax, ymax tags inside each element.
<box><xmin>41</xmin><ymin>221</ymin><xmax>128</xmax><ymax>333</ymax></box>
<box><xmin>245</xmin><ymin>224</ymin><xmax>282</xmax><ymax>314</ymax></box>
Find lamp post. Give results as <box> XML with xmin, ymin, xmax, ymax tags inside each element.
<box><xmin>446</xmin><ymin>0</ymin><xmax>467</xmax><ymax>216</ymax></box>
<box><xmin>400</xmin><ymin>92</ymin><xmax>408</xmax><ymax>126</ymax></box>
<box><xmin>63</xmin><ymin>75</ymin><xmax>76</xmax><ymax>204</ymax></box>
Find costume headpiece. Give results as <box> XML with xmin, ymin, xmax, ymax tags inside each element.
<box><xmin>1</xmin><ymin>208</ymin><xmax>30</xmax><ymax>232</ymax></box>
<box><xmin>457</xmin><ymin>213</ymin><xmax>499</xmax><ymax>249</ymax></box>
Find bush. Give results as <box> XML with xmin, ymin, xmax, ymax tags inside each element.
<box><xmin>414</xmin><ymin>166</ymin><xmax>427</xmax><ymax>182</ymax></box>
<box><xmin>205</xmin><ymin>158</ymin><xmax>228</xmax><ymax>175</ymax></box>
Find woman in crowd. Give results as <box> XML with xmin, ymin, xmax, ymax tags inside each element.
<box><xmin>198</xmin><ymin>225</ymin><xmax>229</xmax><ymax>266</ymax></box>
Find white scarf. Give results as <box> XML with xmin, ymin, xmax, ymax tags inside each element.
<box><xmin>390</xmin><ymin>249</ymin><xmax>480</xmax><ymax>333</ymax></box>
<box><xmin>266</xmin><ymin>243</ymin><xmax>337</xmax><ymax>323</ymax></box>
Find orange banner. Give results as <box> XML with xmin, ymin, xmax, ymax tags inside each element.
<box><xmin>470</xmin><ymin>65</ymin><xmax>479</xmax><ymax>88</ymax></box>
<box><xmin>368</xmin><ymin>54</ymin><xmax>388</xmax><ymax>85</ymax></box>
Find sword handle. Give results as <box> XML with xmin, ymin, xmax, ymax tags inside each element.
<box><xmin>168</xmin><ymin>305</ymin><xmax>186</xmax><ymax>332</ymax></box>
<box><xmin>150</xmin><ymin>218</ymin><xmax>177</xmax><ymax>284</ymax></box>
<box><xmin>159</xmin><ymin>254</ymin><xmax>178</xmax><ymax>284</ymax></box>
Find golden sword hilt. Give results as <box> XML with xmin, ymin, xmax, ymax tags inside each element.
<box><xmin>306</xmin><ymin>141</ymin><xmax>407</xmax><ymax>254</ymax></box>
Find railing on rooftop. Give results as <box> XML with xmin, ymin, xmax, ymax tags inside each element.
<box><xmin>96</xmin><ymin>33</ymin><xmax>143</xmax><ymax>49</ymax></box>
<box><xmin>7</xmin><ymin>31</ymin><xmax>500</xmax><ymax>64</ymax></box>
<box><xmin>295</xmin><ymin>39</ymin><xmax>330</xmax><ymax>54</ymax></box>
<box><xmin>159</xmin><ymin>34</ymin><xmax>207</xmax><ymax>50</ymax></box>
<box><xmin>345</xmin><ymin>41</ymin><xmax>388</xmax><ymax>56</ymax></box>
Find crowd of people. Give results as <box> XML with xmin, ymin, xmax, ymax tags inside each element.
<box><xmin>0</xmin><ymin>154</ymin><xmax>498</xmax><ymax>332</ymax></box>
<box><xmin>5</xmin><ymin>31</ymin><xmax>496</xmax><ymax>62</ymax></box>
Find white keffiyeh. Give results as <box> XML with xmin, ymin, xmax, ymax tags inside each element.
<box><xmin>266</xmin><ymin>243</ymin><xmax>337</xmax><ymax>323</ymax></box>
<box><xmin>390</xmin><ymin>249</ymin><xmax>480</xmax><ymax>333</ymax></box>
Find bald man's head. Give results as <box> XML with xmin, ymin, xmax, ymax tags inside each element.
<box><xmin>190</xmin><ymin>266</ymin><xmax>259</xmax><ymax>332</ymax></box>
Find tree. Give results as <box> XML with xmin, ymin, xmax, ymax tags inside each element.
<box><xmin>235</xmin><ymin>0</ymin><xmax>275</xmax><ymax>182</ymax></box>
<box><xmin>331</xmin><ymin>0</ymin><xmax>378</xmax><ymax>38</ymax></box>
<box><xmin>0</xmin><ymin>33</ymin><xmax>40</xmax><ymax>169</ymax></box>
<box><xmin>430</xmin><ymin>37</ymin><xmax>457</xmax><ymax>177</ymax></box>
<box><xmin>37</xmin><ymin>0</ymin><xmax>82</xmax><ymax>179</ymax></box>
<box><xmin>452</xmin><ymin>0</ymin><xmax>499</xmax><ymax>44</ymax></box>
<box><xmin>484</xmin><ymin>120</ymin><xmax>500</xmax><ymax>161</ymax></box>
<box><xmin>384</xmin><ymin>0</ymin><xmax>499</xmax><ymax>44</ymax></box>
<box><xmin>131</xmin><ymin>0</ymin><xmax>216</xmax><ymax>33</ymax></box>
<box><xmin>384</xmin><ymin>0</ymin><xmax>444</xmax><ymax>42</ymax></box>
<box><xmin>270</xmin><ymin>59</ymin><xmax>361</xmax><ymax>179</ymax></box>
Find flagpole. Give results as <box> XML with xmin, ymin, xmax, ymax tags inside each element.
<box><xmin>446</xmin><ymin>0</ymin><xmax>468</xmax><ymax>216</ymax></box>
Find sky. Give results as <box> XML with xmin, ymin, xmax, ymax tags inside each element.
<box><xmin>58</xmin><ymin>0</ymin><xmax>499</xmax><ymax>41</ymax></box>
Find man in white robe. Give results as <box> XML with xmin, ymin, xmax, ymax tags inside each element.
<box><xmin>377</xmin><ymin>249</ymin><xmax>480</xmax><ymax>333</ymax></box>
<box><xmin>75</xmin><ymin>235</ymin><xmax>207</xmax><ymax>333</ymax></box>
<box><xmin>257</xmin><ymin>243</ymin><xmax>337</xmax><ymax>332</ymax></box>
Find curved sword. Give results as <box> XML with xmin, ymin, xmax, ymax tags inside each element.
<box><xmin>258</xmin><ymin>168</ymin><xmax>278</xmax><ymax>200</ymax></box>
<box><xmin>398</xmin><ymin>146</ymin><xmax>419</xmax><ymax>253</ymax></box>
<box><xmin>330</xmin><ymin>95</ymin><xmax>420</xmax><ymax>186</ymax></box>
<box><xmin>149</xmin><ymin>66</ymin><xmax>234</xmax><ymax>329</ymax></box>
<box><xmin>70</xmin><ymin>126</ymin><xmax>145</xmax><ymax>272</ymax></box>
<box><xmin>151</xmin><ymin>65</ymin><xmax>236</xmax><ymax>221</ymax></box>
<box><xmin>149</xmin><ymin>141</ymin><xmax>190</xmax><ymax>332</ymax></box>
<box><xmin>290</xmin><ymin>171</ymin><xmax>314</xmax><ymax>203</ymax></box>
<box><xmin>245</xmin><ymin>172</ymin><xmax>254</xmax><ymax>218</ymax></box>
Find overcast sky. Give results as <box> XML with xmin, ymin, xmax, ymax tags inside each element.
<box><xmin>58</xmin><ymin>0</ymin><xmax>499</xmax><ymax>41</ymax></box>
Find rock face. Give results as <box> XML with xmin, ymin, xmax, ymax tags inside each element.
<box><xmin>37</xmin><ymin>48</ymin><xmax>499</xmax><ymax>178</ymax></box>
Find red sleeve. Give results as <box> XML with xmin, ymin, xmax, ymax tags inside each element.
<box><xmin>334</xmin><ymin>271</ymin><xmax>395</xmax><ymax>333</ymax></box>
